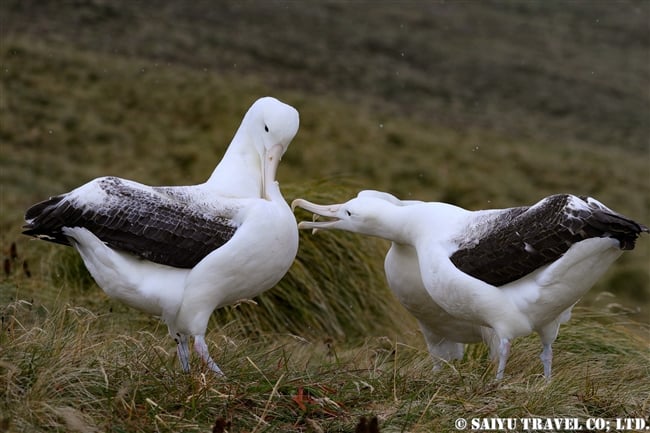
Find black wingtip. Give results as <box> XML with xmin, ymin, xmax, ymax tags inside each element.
<box><xmin>581</xmin><ymin>198</ymin><xmax>649</xmax><ymax>251</ymax></box>
<box><xmin>21</xmin><ymin>227</ymin><xmax>72</xmax><ymax>246</ymax></box>
<box><xmin>620</xmin><ymin>219</ymin><xmax>648</xmax><ymax>250</ymax></box>
<box><xmin>24</xmin><ymin>194</ymin><xmax>66</xmax><ymax>221</ymax></box>
<box><xmin>22</xmin><ymin>194</ymin><xmax>73</xmax><ymax>246</ymax></box>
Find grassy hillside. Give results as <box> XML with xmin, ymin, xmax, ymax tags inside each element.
<box><xmin>2</xmin><ymin>1</ymin><xmax>648</xmax><ymax>151</ymax></box>
<box><xmin>1</xmin><ymin>2</ymin><xmax>649</xmax><ymax>432</ymax></box>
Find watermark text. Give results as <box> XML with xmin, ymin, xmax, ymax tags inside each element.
<box><xmin>454</xmin><ymin>417</ymin><xmax>649</xmax><ymax>431</ymax></box>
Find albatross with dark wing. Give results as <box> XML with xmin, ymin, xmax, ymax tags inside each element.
<box><xmin>293</xmin><ymin>191</ymin><xmax>647</xmax><ymax>379</ymax></box>
<box><xmin>24</xmin><ymin>96</ymin><xmax>300</xmax><ymax>375</ymax></box>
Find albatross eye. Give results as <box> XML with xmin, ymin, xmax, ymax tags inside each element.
<box><xmin>345</xmin><ymin>210</ymin><xmax>352</xmax><ymax>216</ymax></box>
<box><xmin>264</xmin><ymin>125</ymin><xmax>269</xmax><ymax>132</ymax></box>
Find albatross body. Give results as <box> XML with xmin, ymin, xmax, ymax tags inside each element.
<box><xmin>293</xmin><ymin>190</ymin><xmax>647</xmax><ymax>379</ymax></box>
<box><xmin>384</xmin><ymin>241</ymin><xmax>495</xmax><ymax>365</ymax></box>
<box><xmin>23</xmin><ymin>97</ymin><xmax>300</xmax><ymax>375</ymax></box>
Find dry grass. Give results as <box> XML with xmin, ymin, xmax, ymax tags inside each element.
<box><xmin>2</xmin><ymin>300</ymin><xmax>649</xmax><ymax>432</ymax></box>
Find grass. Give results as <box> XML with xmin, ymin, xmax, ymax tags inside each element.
<box><xmin>1</xmin><ymin>2</ymin><xmax>649</xmax><ymax>432</ymax></box>
<box><xmin>2</xmin><ymin>299</ymin><xmax>649</xmax><ymax>432</ymax></box>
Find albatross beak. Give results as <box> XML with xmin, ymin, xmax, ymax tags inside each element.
<box><xmin>291</xmin><ymin>199</ymin><xmax>342</xmax><ymax>233</ymax></box>
<box><xmin>263</xmin><ymin>144</ymin><xmax>284</xmax><ymax>200</ymax></box>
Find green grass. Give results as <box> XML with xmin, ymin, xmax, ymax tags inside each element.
<box><xmin>1</xmin><ymin>2</ymin><xmax>649</xmax><ymax>432</ymax></box>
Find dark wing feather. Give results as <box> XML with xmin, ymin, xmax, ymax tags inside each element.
<box><xmin>23</xmin><ymin>176</ymin><xmax>238</xmax><ymax>268</ymax></box>
<box><xmin>450</xmin><ymin>194</ymin><xmax>647</xmax><ymax>286</ymax></box>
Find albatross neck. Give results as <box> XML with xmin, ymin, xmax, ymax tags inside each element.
<box><xmin>205</xmin><ymin>131</ymin><xmax>263</xmax><ymax>198</ymax></box>
<box><xmin>360</xmin><ymin>201</ymin><xmax>463</xmax><ymax>247</ymax></box>
<box><xmin>361</xmin><ymin>202</ymin><xmax>420</xmax><ymax>245</ymax></box>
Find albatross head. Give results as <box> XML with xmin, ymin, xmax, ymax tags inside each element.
<box><xmin>292</xmin><ymin>190</ymin><xmax>406</xmax><ymax>239</ymax></box>
<box><xmin>209</xmin><ymin>97</ymin><xmax>299</xmax><ymax>199</ymax></box>
<box><xmin>245</xmin><ymin>97</ymin><xmax>299</xmax><ymax>199</ymax></box>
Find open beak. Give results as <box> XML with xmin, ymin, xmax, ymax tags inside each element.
<box><xmin>291</xmin><ymin>198</ymin><xmax>341</xmax><ymax>233</ymax></box>
<box><xmin>263</xmin><ymin>143</ymin><xmax>284</xmax><ymax>200</ymax></box>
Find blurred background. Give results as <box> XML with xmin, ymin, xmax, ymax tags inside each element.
<box><xmin>1</xmin><ymin>1</ymin><xmax>648</xmax><ymax>325</ymax></box>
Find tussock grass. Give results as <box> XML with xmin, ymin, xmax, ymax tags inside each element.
<box><xmin>2</xmin><ymin>300</ymin><xmax>648</xmax><ymax>432</ymax></box>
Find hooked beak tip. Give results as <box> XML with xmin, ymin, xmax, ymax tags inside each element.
<box><xmin>263</xmin><ymin>144</ymin><xmax>284</xmax><ymax>200</ymax></box>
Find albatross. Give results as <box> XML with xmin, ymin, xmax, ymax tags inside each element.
<box><xmin>23</xmin><ymin>96</ymin><xmax>300</xmax><ymax>375</ymax></box>
<box><xmin>292</xmin><ymin>190</ymin><xmax>648</xmax><ymax>379</ymax></box>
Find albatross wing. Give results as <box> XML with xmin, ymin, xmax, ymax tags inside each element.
<box><xmin>23</xmin><ymin>176</ymin><xmax>238</xmax><ymax>269</ymax></box>
<box><xmin>450</xmin><ymin>194</ymin><xmax>648</xmax><ymax>286</ymax></box>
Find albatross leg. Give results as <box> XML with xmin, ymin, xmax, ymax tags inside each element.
<box><xmin>540</xmin><ymin>343</ymin><xmax>553</xmax><ymax>380</ymax></box>
<box><xmin>496</xmin><ymin>338</ymin><xmax>511</xmax><ymax>380</ymax></box>
<box><xmin>538</xmin><ymin>322</ymin><xmax>561</xmax><ymax>380</ymax></box>
<box><xmin>175</xmin><ymin>333</ymin><xmax>191</xmax><ymax>372</ymax></box>
<box><xmin>537</xmin><ymin>313</ymin><xmax>567</xmax><ymax>380</ymax></box>
<box><xmin>194</xmin><ymin>335</ymin><xmax>224</xmax><ymax>376</ymax></box>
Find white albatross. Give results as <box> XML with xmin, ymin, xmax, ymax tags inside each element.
<box><xmin>292</xmin><ymin>190</ymin><xmax>648</xmax><ymax>379</ymax></box>
<box><xmin>23</xmin><ymin>96</ymin><xmax>300</xmax><ymax>375</ymax></box>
